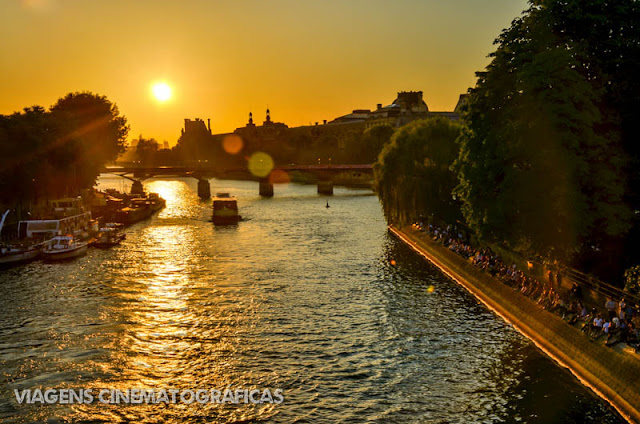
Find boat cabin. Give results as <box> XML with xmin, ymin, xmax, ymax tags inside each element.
<box><xmin>212</xmin><ymin>193</ymin><xmax>241</xmax><ymax>224</ymax></box>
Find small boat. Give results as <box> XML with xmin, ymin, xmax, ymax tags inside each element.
<box><xmin>93</xmin><ymin>223</ymin><xmax>126</xmax><ymax>248</ymax></box>
<box><xmin>42</xmin><ymin>235</ymin><xmax>88</xmax><ymax>261</ymax></box>
<box><xmin>212</xmin><ymin>193</ymin><xmax>241</xmax><ymax>225</ymax></box>
<box><xmin>148</xmin><ymin>192</ymin><xmax>166</xmax><ymax>211</ymax></box>
<box><xmin>0</xmin><ymin>244</ymin><xmax>40</xmax><ymax>266</ymax></box>
<box><xmin>0</xmin><ymin>209</ymin><xmax>41</xmax><ymax>266</ymax></box>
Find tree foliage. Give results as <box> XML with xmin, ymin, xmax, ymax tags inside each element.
<box><xmin>375</xmin><ymin>117</ymin><xmax>461</xmax><ymax>226</ymax></box>
<box><xmin>135</xmin><ymin>135</ymin><xmax>159</xmax><ymax>165</ymax></box>
<box><xmin>624</xmin><ymin>265</ymin><xmax>640</xmax><ymax>298</ymax></box>
<box><xmin>0</xmin><ymin>92</ymin><xmax>128</xmax><ymax>210</ymax></box>
<box><xmin>358</xmin><ymin>123</ymin><xmax>394</xmax><ymax>164</ymax></box>
<box><xmin>453</xmin><ymin>0</ymin><xmax>632</xmax><ymax>264</ymax></box>
<box><xmin>49</xmin><ymin>92</ymin><xmax>128</xmax><ymax>190</ymax></box>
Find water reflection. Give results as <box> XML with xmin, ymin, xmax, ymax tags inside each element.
<box><xmin>0</xmin><ymin>177</ymin><xmax>625</xmax><ymax>423</ymax></box>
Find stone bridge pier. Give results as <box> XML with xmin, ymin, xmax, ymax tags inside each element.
<box><xmin>317</xmin><ymin>174</ymin><xmax>333</xmax><ymax>195</ymax></box>
<box><xmin>259</xmin><ymin>179</ymin><xmax>274</xmax><ymax>197</ymax></box>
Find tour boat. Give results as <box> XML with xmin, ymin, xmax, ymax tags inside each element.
<box><xmin>93</xmin><ymin>223</ymin><xmax>126</xmax><ymax>248</ymax></box>
<box><xmin>42</xmin><ymin>235</ymin><xmax>88</xmax><ymax>261</ymax></box>
<box><xmin>212</xmin><ymin>193</ymin><xmax>241</xmax><ymax>225</ymax></box>
<box><xmin>17</xmin><ymin>197</ymin><xmax>93</xmax><ymax>240</ymax></box>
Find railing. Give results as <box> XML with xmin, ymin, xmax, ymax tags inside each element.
<box><xmin>485</xmin><ymin>239</ymin><xmax>640</xmax><ymax>309</ymax></box>
<box><xmin>554</xmin><ymin>264</ymin><xmax>640</xmax><ymax>307</ymax></box>
<box><xmin>417</xmin><ymin>218</ymin><xmax>640</xmax><ymax>309</ymax></box>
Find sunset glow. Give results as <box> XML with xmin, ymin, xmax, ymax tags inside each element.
<box><xmin>151</xmin><ymin>82</ymin><xmax>172</xmax><ymax>103</ymax></box>
<box><xmin>0</xmin><ymin>1</ymin><xmax>529</xmax><ymax>145</ymax></box>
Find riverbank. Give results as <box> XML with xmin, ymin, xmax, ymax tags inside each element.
<box><xmin>390</xmin><ymin>225</ymin><xmax>640</xmax><ymax>424</ymax></box>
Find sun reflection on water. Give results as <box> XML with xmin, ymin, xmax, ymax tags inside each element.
<box><xmin>144</xmin><ymin>179</ymin><xmax>205</xmax><ymax>220</ymax></box>
<box><xmin>1</xmin><ymin>177</ymin><xmax>625</xmax><ymax>424</ymax></box>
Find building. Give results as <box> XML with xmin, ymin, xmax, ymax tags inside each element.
<box><xmin>175</xmin><ymin>90</ymin><xmax>466</xmax><ymax>166</ymax></box>
<box><xmin>329</xmin><ymin>91</ymin><xmax>462</xmax><ymax>129</ymax></box>
<box><xmin>234</xmin><ymin>109</ymin><xmax>289</xmax><ymax>154</ymax></box>
<box><xmin>181</xmin><ymin>118</ymin><xmax>211</xmax><ymax>136</ymax></box>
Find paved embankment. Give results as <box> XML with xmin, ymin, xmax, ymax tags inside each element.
<box><xmin>390</xmin><ymin>225</ymin><xmax>640</xmax><ymax>424</ymax></box>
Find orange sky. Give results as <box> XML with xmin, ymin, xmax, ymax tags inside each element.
<box><xmin>0</xmin><ymin>0</ymin><xmax>528</xmax><ymax>146</ymax></box>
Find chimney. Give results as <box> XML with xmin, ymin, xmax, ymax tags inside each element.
<box><xmin>207</xmin><ymin>119</ymin><xmax>211</xmax><ymax>133</ymax></box>
<box><xmin>323</xmin><ymin>119</ymin><xmax>327</xmax><ymax>125</ymax></box>
<box><xmin>377</xmin><ymin>103</ymin><xmax>382</xmax><ymax>110</ymax></box>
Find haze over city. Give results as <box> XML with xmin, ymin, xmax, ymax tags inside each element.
<box><xmin>1</xmin><ymin>0</ymin><xmax>527</xmax><ymax>145</ymax></box>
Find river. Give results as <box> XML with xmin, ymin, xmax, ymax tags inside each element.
<box><xmin>0</xmin><ymin>177</ymin><xmax>625</xmax><ymax>423</ymax></box>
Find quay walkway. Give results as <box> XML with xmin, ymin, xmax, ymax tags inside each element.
<box><xmin>390</xmin><ymin>225</ymin><xmax>640</xmax><ymax>424</ymax></box>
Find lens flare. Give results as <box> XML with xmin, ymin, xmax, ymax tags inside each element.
<box><xmin>248</xmin><ymin>152</ymin><xmax>274</xmax><ymax>178</ymax></box>
<box><xmin>223</xmin><ymin>135</ymin><xmax>244</xmax><ymax>155</ymax></box>
<box><xmin>269</xmin><ymin>169</ymin><xmax>290</xmax><ymax>184</ymax></box>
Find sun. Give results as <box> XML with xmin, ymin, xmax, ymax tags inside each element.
<box><xmin>151</xmin><ymin>82</ymin><xmax>172</xmax><ymax>102</ymax></box>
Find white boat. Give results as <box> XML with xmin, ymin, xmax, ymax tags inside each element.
<box><xmin>93</xmin><ymin>223</ymin><xmax>126</xmax><ymax>248</ymax></box>
<box><xmin>42</xmin><ymin>235</ymin><xmax>88</xmax><ymax>261</ymax></box>
<box><xmin>0</xmin><ymin>245</ymin><xmax>40</xmax><ymax>266</ymax></box>
<box><xmin>0</xmin><ymin>209</ymin><xmax>41</xmax><ymax>266</ymax></box>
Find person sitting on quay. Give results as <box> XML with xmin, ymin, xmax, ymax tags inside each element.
<box><xmin>567</xmin><ymin>301</ymin><xmax>589</xmax><ymax>325</ymax></box>
<box><xmin>605</xmin><ymin>317</ymin><xmax>623</xmax><ymax>347</ymax></box>
<box><xmin>581</xmin><ymin>308</ymin><xmax>598</xmax><ymax>333</ymax></box>
<box><xmin>416</xmin><ymin>221</ymin><xmax>640</xmax><ymax>351</ymax></box>
<box><xmin>565</xmin><ymin>300</ymin><xmax>583</xmax><ymax>325</ymax></box>
<box><xmin>536</xmin><ymin>286</ymin><xmax>551</xmax><ymax>308</ymax></box>
<box><xmin>589</xmin><ymin>314</ymin><xmax>605</xmax><ymax>339</ymax></box>
<box><xmin>551</xmin><ymin>294</ymin><xmax>569</xmax><ymax>318</ymax></box>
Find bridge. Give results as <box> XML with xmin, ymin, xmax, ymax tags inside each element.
<box><xmin>100</xmin><ymin>164</ymin><xmax>374</xmax><ymax>198</ymax></box>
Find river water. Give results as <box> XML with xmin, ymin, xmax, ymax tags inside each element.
<box><xmin>0</xmin><ymin>177</ymin><xmax>625</xmax><ymax>423</ymax></box>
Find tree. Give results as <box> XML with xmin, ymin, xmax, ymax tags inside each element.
<box><xmin>50</xmin><ymin>92</ymin><xmax>128</xmax><ymax>192</ymax></box>
<box><xmin>0</xmin><ymin>106</ymin><xmax>57</xmax><ymax>207</ymax></box>
<box><xmin>0</xmin><ymin>92</ymin><xmax>128</xmax><ymax>214</ymax></box>
<box><xmin>624</xmin><ymin>265</ymin><xmax>640</xmax><ymax>298</ymax></box>
<box><xmin>374</xmin><ymin>117</ymin><xmax>461</xmax><ymax>226</ymax></box>
<box><xmin>541</xmin><ymin>0</ymin><xmax>640</xmax><ymax>279</ymax></box>
<box><xmin>453</xmin><ymin>1</ymin><xmax>632</xmax><ymax>269</ymax></box>
<box><xmin>360</xmin><ymin>123</ymin><xmax>394</xmax><ymax>163</ymax></box>
<box><xmin>135</xmin><ymin>136</ymin><xmax>159</xmax><ymax>165</ymax></box>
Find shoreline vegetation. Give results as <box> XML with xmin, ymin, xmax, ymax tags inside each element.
<box><xmin>0</xmin><ymin>92</ymin><xmax>128</xmax><ymax>225</ymax></box>
<box><xmin>374</xmin><ymin>0</ymin><xmax>640</xmax><ymax>298</ymax></box>
<box><xmin>372</xmin><ymin>2</ymin><xmax>640</xmax><ymax>421</ymax></box>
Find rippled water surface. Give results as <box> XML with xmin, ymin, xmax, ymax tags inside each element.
<box><xmin>0</xmin><ymin>178</ymin><xmax>626</xmax><ymax>423</ymax></box>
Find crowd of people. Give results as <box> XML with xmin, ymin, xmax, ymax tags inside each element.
<box><xmin>412</xmin><ymin>221</ymin><xmax>640</xmax><ymax>351</ymax></box>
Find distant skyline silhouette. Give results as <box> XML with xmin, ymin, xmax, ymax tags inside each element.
<box><xmin>0</xmin><ymin>0</ymin><xmax>528</xmax><ymax>145</ymax></box>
